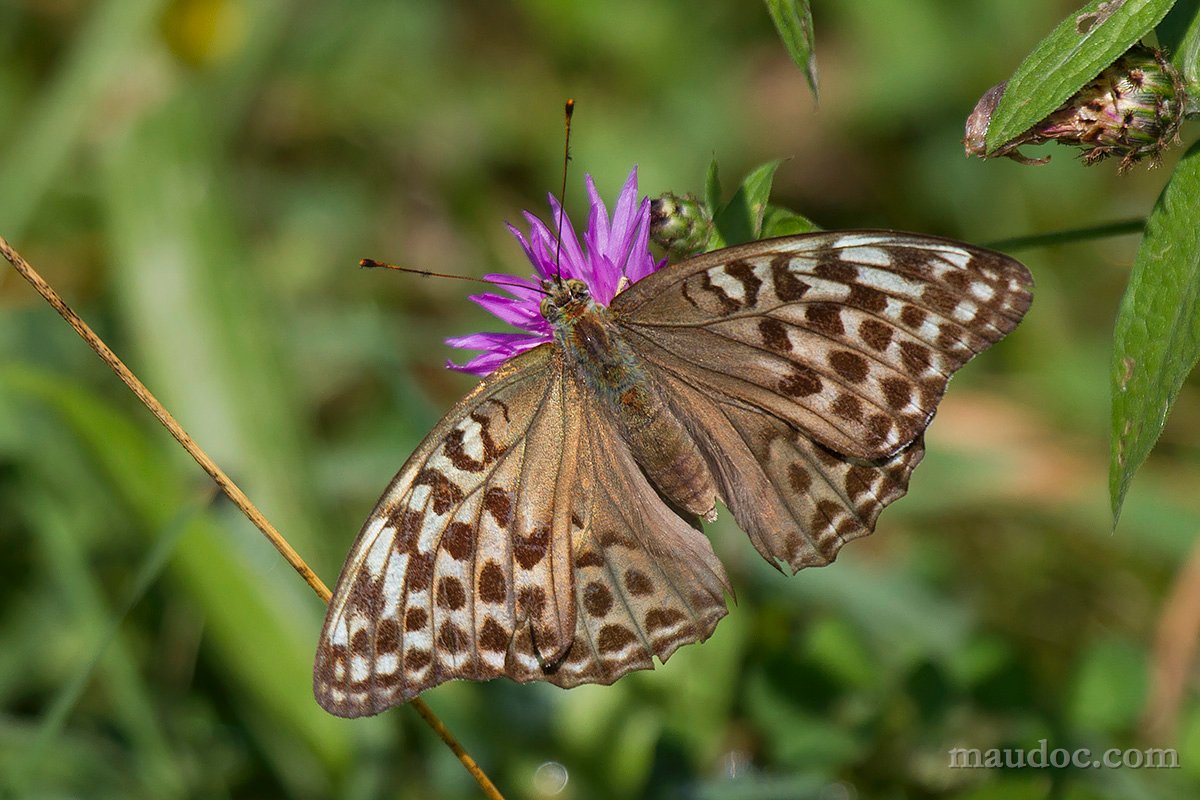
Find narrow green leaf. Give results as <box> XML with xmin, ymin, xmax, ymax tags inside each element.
<box><xmin>704</xmin><ymin>158</ymin><xmax>722</xmax><ymax>220</ymax></box>
<box><xmin>705</xmin><ymin>158</ymin><xmax>727</xmax><ymax>251</ymax></box>
<box><xmin>11</xmin><ymin>493</ymin><xmax>204</xmax><ymax>797</ymax></box>
<box><xmin>711</xmin><ymin>159</ymin><xmax>784</xmax><ymax>248</ymax></box>
<box><xmin>763</xmin><ymin>0</ymin><xmax>818</xmax><ymax>96</ymax></box>
<box><xmin>102</xmin><ymin>96</ymin><xmax>325</xmax><ymax>561</ymax></box>
<box><xmin>761</xmin><ymin>204</ymin><xmax>821</xmax><ymax>237</ymax></box>
<box><xmin>0</xmin><ymin>0</ymin><xmax>170</xmax><ymax>238</ymax></box>
<box><xmin>986</xmin><ymin>0</ymin><xmax>1178</xmax><ymax>152</ymax></box>
<box><xmin>1111</xmin><ymin>139</ymin><xmax>1200</xmax><ymax>520</ymax></box>
<box><xmin>1158</xmin><ymin>0</ymin><xmax>1200</xmax><ymax>92</ymax></box>
<box><xmin>2</xmin><ymin>365</ymin><xmax>358</xmax><ymax>773</ymax></box>
<box><xmin>982</xmin><ymin>218</ymin><xmax>1145</xmax><ymax>252</ymax></box>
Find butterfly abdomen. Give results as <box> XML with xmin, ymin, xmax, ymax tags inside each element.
<box><xmin>559</xmin><ymin>310</ymin><xmax>719</xmax><ymax>521</ymax></box>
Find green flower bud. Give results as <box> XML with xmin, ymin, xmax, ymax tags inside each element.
<box><xmin>966</xmin><ymin>45</ymin><xmax>1187</xmax><ymax>170</ymax></box>
<box><xmin>1039</xmin><ymin>46</ymin><xmax>1185</xmax><ymax>168</ymax></box>
<box><xmin>650</xmin><ymin>192</ymin><xmax>713</xmax><ymax>258</ymax></box>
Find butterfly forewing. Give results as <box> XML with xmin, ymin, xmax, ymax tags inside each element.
<box><xmin>612</xmin><ymin>232</ymin><xmax>1032</xmax><ymax>460</ymax></box>
<box><xmin>315</xmin><ymin>345</ymin><xmax>563</xmax><ymax>716</ymax></box>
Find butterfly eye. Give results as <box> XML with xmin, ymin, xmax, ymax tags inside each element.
<box><xmin>539</xmin><ymin>296</ymin><xmax>561</xmax><ymax>321</ymax></box>
<box><xmin>565</xmin><ymin>279</ymin><xmax>589</xmax><ymax>302</ymax></box>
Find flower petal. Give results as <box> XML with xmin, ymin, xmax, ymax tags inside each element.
<box><xmin>505</xmin><ymin>223</ymin><xmax>541</xmax><ymax>273</ymax></box>
<box><xmin>449</xmin><ymin>166</ymin><xmax>666</xmax><ymax>375</ymax></box>
<box><xmin>585</xmin><ymin>174</ymin><xmax>610</xmax><ymax>256</ymax></box>
<box><xmin>445</xmin><ymin>330</ymin><xmax>544</xmax><ymax>350</ymax></box>
<box><xmin>623</xmin><ymin>197</ymin><xmax>662</xmax><ymax>283</ymax></box>
<box><xmin>445</xmin><ymin>331</ymin><xmax>548</xmax><ymax>375</ymax></box>
<box><xmin>482</xmin><ymin>272</ymin><xmax>544</xmax><ymax>302</ymax></box>
<box><xmin>544</xmin><ymin>194</ymin><xmax>588</xmax><ymax>281</ymax></box>
<box><xmin>468</xmin><ymin>293</ymin><xmax>547</xmax><ymax>332</ymax></box>
<box><xmin>607</xmin><ymin>167</ymin><xmax>640</xmax><ymax>260</ymax></box>
<box><xmin>518</xmin><ymin>212</ymin><xmax>557</xmax><ymax>279</ymax></box>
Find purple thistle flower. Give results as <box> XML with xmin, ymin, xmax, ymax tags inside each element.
<box><xmin>447</xmin><ymin>167</ymin><xmax>667</xmax><ymax>376</ymax></box>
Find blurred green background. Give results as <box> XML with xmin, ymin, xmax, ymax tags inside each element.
<box><xmin>2</xmin><ymin>1</ymin><xmax>1199</xmax><ymax>798</ymax></box>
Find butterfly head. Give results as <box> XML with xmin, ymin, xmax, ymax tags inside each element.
<box><xmin>539</xmin><ymin>277</ymin><xmax>593</xmax><ymax>324</ymax></box>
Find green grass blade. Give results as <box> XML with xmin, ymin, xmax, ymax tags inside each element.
<box><xmin>102</xmin><ymin>96</ymin><xmax>325</xmax><ymax>566</ymax></box>
<box><xmin>0</xmin><ymin>0</ymin><xmax>169</xmax><ymax>238</ymax></box>
<box><xmin>985</xmin><ymin>0</ymin><xmax>1177</xmax><ymax>152</ymax></box>
<box><xmin>1110</xmin><ymin>140</ymin><xmax>1200</xmax><ymax>520</ymax></box>
<box><xmin>983</xmin><ymin>218</ymin><xmax>1145</xmax><ymax>251</ymax></box>
<box><xmin>12</xmin><ymin>494</ymin><xmax>185</xmax><ymax>797</ymax></box>
<box><xmin>6</xmin><ymin>493</ymin><xmax>207</xmax><ymax>797</ymax></box>
<box><xmin>2</xmin><ymin>366</ymin><xmax>358</xmax><ymax>779</ymax></box>
<box><xmin>764</xmin><ymin>0</ymin><xmax>818</xmax><ymax>96</ymax></box>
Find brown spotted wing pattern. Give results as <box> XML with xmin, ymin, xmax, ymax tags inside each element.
<box><xmin>315</xmin><ymin>230</ymin><xmax>1032</xmax><ymax>717</ymax></box>
<box><xmin>610</xmin><ymin>231</ymin><xmax>1031</xmax><ymax>571</ymax></box>
<box><xmin>315</xmin><ymin>346</ymin><xmax>730</xmax><ymax>717</ymax></box>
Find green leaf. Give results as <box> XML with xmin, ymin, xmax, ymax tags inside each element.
<box><xmin>102</xmin><ymin>95</ymin><xmax>326</xmax><ymax>562</ymax></box>
<box><xmin>10</xmin><ymin>492</ymin><xmax>201</xmax><ymax>798</ymax></box>
<box><xmin>985</xmin><ymin>0</ymin><xmax>1178</xmax><ymax>152</ymax></box>
<box><xmin>761</xmin><ymin>204</ymin><xmax>821</xmax><ymax>237</ymax></box>
<box><xmin>803</xmin><ymin>618</ymin><xmax>875</xmax><ymax>689</ymax></box>
<box><xmin>1</xmin><ymin>365</ymin><xmax>359</xmax><ymax>777</ymax></box>
<box><xmin>764</xmin><ymin>0</ymin><xmax>818</xmax><ymax>97</ymax></box>
<box><xmin>1111</xmin><ymin>139</ymin><xmax>1200</xmax><ymax>520</ymax></box>
<box><xmin>0</xmin><ymin>0</ymin><xmax>171</xmax><ymax>239</ymax></box>
<box><xmin>649</xmin><ymin>606</ymin><xmax>749</xmax><ymax>761</ymax></box>
<box><xmin>744</xmin><ymin>669</ymin><xmax>862</xmax><ymax>769</ymax></box>
<box><xmin>710</xmin><ymin>159</ymin><xmax>784</xmax><ymax>248</ymax></box>
<box><xmin>956</xmin><ymin>778</ymin><xmax>1053</xmax><ymax>800</ymax></box>
<box><xmin>762</xmin><ymin>557</ymin><xmax>973</xmax><ymax>666</ymax></box>
<box><xmin>1068</xmin><ymin>638</ymin><xmax>1147</xmax><ymax>733</ymax></box>
<box><xmin>704</xmin><ymin>157</ymin><xmax>722</xmax><ymax>221</ymax></box>
<box><xmin>1158</xmin><ymin>0</ymin><xmax>1200</xmax><ymax>94</ymax></box>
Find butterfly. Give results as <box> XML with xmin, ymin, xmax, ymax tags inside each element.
<box><xmin>314</xmin><ymin>223</ymin><xmax>1032</xmax><ymax>718</ymax></box>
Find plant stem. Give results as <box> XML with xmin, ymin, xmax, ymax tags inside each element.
<box><xmin>1</xmin><ymin>235</ymin><xmax>505</xmax><ymax>800</ymax></box>
<box><xmin>984</xmin><ymin>218</ymin><xmax>1145</xmax><ymax>251</ymax></box>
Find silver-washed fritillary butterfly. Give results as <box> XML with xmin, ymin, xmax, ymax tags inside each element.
<box><xmin>314</xmin><ymin>171</ymin><xmax>1032</xmax><ymax>717</ymax></box>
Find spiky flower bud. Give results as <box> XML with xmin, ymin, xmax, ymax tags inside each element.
<box><xmin>966</xmin><ymin>45</ymin><xmax>1187</xmax><ymax>170</ymax></box>
<box><xmin>650</xmin><ymin>192</ymin><xmax>713</xmax><ymax>258</ymax></box>
<box><xmin>1038</xmin><ymin>46</ymin><xmax>1185</xmax><ymax>168</ymax></box>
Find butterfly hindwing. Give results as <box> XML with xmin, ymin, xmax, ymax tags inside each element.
<box><xmin>656</xmin><ymin>366</ymin><xmax>925</xmax><ymax>571</ymax></box>
<box><xmin>549</xmin><ymin>390</ymin><xmax>730</xmax><ymax>687</ymax></box>
<box><xmin>612</xmin><ymin>231</ymin><xmax>1032</xmax><ymax>460</ymax></box>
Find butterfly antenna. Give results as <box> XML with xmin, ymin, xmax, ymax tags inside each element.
<box><xmin>360</xmin><ymin>259</ymin><xmax>548</xmax><ymax>296</ymax></box>
<box><xmin>553</xmin><ymin>98</ymin><xmax>574</xmax><ymax>284</ymax></box>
